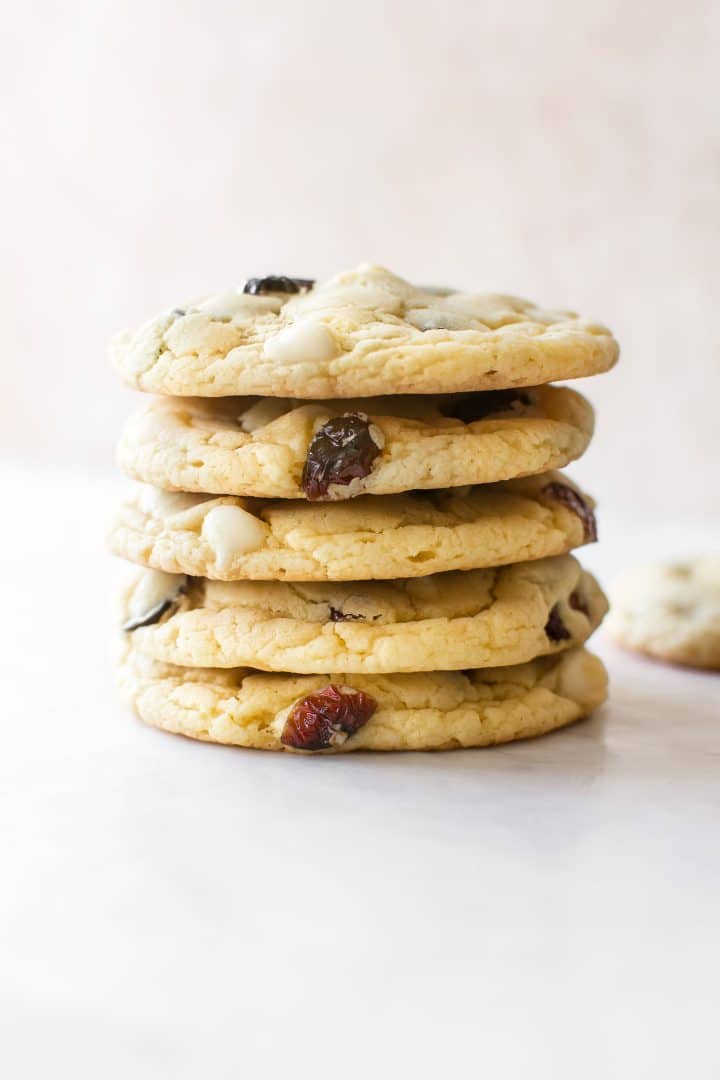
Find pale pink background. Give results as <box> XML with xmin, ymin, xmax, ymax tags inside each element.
<box><xmin>2</xmin><ymin>0</ymin><xmax>718</xmax><ymax>517</ymax></box>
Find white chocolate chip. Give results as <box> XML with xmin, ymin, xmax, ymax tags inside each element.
<box><xmin>417</xmin><ymin>284</ymin><xmax>456</xmax><ymax>296</ymax></box>
<box><xmin>195</xmin><ymin>291</ymin><xmax>249</xmax><ymax>318</ymax></box>
<box><xmin>263</xmin><ymin>319</ymin><xmax>339</xmax><ymax>365</ymax></box>
<box><xmin>368</xmin><ymin>423</ymin><xmax>386</xmax><ymax>450</ymax></box>
<box><xmin>557</xmin><ymin>650</ymin><xmax>595</xmax><ymax>706</ymax></box>
<box><xmin>163</xmin><ymin>492</ymin><xmax>215</xmax><ymax>519</ymax></box>
<box><xmin>128</xmin><ymin>570</ymin><xmax>184</xmax><ymax>622</ymax></box>
<box><xmin>201</xmin><ymin>505</ymin><xmax>269</xmax><ymax>568</ymax></box>
<box><xmin>138</xmin><ymin>485</ymin><xmax>206</xmax><ymax>517</ymax></box>
<box><xmin>406</xmin><ymin>309</ymin><xmax>471</xmax><ymax>332</ymax></box>
<box><xmin>238</xmin><ymin>399</ymin><xmax>292</xmax><ymax>432</ymax></box>
<box><xmin>195</xmin><ymin>291</ymin><xmax>281</xmax><ymax>319</ymax></box>
<box><xmin>325</xmin><ymin>284</ymin><xmax>404</xmax><ymax>312</ymax></box>
<box><xmin>325</xmin><ymin>476</ymin><xmax>367</xmax><ymax>500</ymax></box>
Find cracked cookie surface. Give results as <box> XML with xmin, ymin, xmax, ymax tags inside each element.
<box><xmin>607</xmin><ymin>557</ymin><xmax>720</xmax><ymax>670</ymax></box>
<box><xmin>116</xmin><ymin>385</ymin><xmax>593</xmax><ymax>500</ymax></box>
<box><xmin>117</xmin><ymin>640</ymin><xmax>608</xmax><ymax>752</ymax></box>
<box><xmin>111</xmin><ymin>264</ymin><xmax>618</xmax><ymax>398</ymax></box>
<box><xmin>109</xmin><ymin>472</ymin><xmax>597</xmax><ymax>581</ymax></box>
<box><xmin>120</xmin><ymin>555</ymin><xmax>608</xmax><ymax>673</ymax></box>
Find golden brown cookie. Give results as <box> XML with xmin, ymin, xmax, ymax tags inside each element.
<box><xmin>116</xmin><ymin>386</ymin><xmax>593</xmax><ymax>500</ymax></box>
<box><xmin>108</xmin><ymin>472</ymin><xmax>597</xmax><ymax>581</ymax></box>
<box><xmin>118</xmin><ymin>639</ymin><xmax>608</xmax><ymax>752</ymax></box>
<box><xmin>112</xmin><ymin>265</ymin><xmax>618</xmax><ymax>398</ymax></box>
<box><xmin>119</xmin><ymin>555</ymin><xmax>608</xmax><ymax>674</ymax></box>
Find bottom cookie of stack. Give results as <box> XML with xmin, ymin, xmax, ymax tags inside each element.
<box><xmin>118</xmin><ymin>639</ymin><xmax>608</xmax><ymax>754</ymax></box>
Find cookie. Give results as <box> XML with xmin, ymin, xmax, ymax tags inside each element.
<box><xmin>118</xmin><ymin>639</ymin><xmax>608</xmax><ymax>752</ymax></box>
<box><xmin>116</xmin><ymin>385</ymin><xmax>593</xmax><ymax>500</ymax></box>
<box><xmin>119</xmin><ymin>555</ymin><xmax>607</xmax><ymax>673</ymax></box>
<box><xmin>109</xmin><ymin>472</ymin><xmax>598</xmax><ymax>581</ymax></box>
<box><xmin>607</xmin><ymin>558</ymin><xmax>720</xmax><ymax>670</ymax></box>
<box><xmin>111</xmin><ymin>265</ymin><xmax>618</xmax><ymax>398</ymax></box>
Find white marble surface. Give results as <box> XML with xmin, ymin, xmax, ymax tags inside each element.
<box><xmin>1</xmin><ymin>462</ymin><xmax>719</xmax><ymax>1079</ymax></box>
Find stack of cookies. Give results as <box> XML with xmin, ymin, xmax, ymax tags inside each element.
<box><xmin>110</xmin><ymin>266</ymin><xmax>618</xmax><ymax>753</ymax></box>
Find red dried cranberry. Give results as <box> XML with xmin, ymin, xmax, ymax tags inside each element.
<box><xmin>545</xmin><ymin>604</ymin><xmax>571</xmax><ymax>643</ymax></box>
<box><xmin>301</xmin><ymin>413</ymin><xmax>383</xmax><ymax>500</ymax></box>
<box><xmin>281</xmin><ymin>685</ymin><xmax>377</xmax><ymax>751</ymax></box>
<box><xmin>243</xmin><ymin>276</ymin><xmax>315</xmax><ymax>295</ymax></box>
<box><xmin>444</xmin><ymin>389</ymin><xmax>531</xmax><ymax>424</ymax></box>
<box><xmin>569</xmin><ymin>589</ymin><xmax>590</xmax><ymax>617</ymax></box>
<box><xmin>541</xmin><ymin>482</ymin><xmax>598</xmax><ymax>542</ymax></box>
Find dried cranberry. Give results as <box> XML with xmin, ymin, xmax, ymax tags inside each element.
<box><xmin>328</xmin><ymin>607</ymin><xmax>365</xmax><ymax>622</ymax></box>
<box><xmin>541</xmin><ymin>482</ymin><xmax>598</xmax><ymax>542</ymax></box>
<box><xmin>545</xmin><ymin>604</ymin><xmax>571</xmax><ymax>643</ymax></box>
<box><xmin>281</xmin><ymin>685</ymin><xmax>377</xmax><ymax>751</ymax></box>
<box><xmin>242</xmin><ymin>276</ymin><xmax>315</xmax><ymax>295</ymax></box>
<box><xmin>569</xmin><ymin>589</ymin><xmax>590</xmax><ymax>617</ymax></box>
<box><xmin>444</xmin><ymin>389</ymin><xmax>531</xmax><ymax>424</ymax></box>
<box><xmin>302</xmin><ymin>413</ymin><xmax>383</xmax><ymax>500</ymax></box>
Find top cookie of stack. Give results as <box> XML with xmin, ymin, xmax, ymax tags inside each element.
<box><xmin>113</xmin><ymin>264</ymin><xmax>616</xmax><ymax>398</ymax></box>
<box><xmin>110</xmin><ymin>265</ymin><xmax>617</xmax><ymax>754</ymax></box>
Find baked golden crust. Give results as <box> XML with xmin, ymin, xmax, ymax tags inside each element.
<box><xmin>116</xmin><ymin>385</ymin><xmax>594</xmax><ymax>500</ymax></box>
<box><xmin>108</xmin><ymin>472</ymin><xmax>597</xmax><ymax>581</ymax></box>
<box><xmin>117</xmin><ymin>641</ymin><xmax>609</xmax><ymax>752</ymax></box>
<box><xmin>120</xmin><ymin>555</ymin><xmax>608</xmax><ymax>674</ymax></box>
<box><xmin>112</xmin><ymin>264</ymin><xmax>618</xmax><ymax>398</ymax></box>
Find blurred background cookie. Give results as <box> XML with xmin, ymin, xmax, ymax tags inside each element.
<box><xmin>608</xmin><ymin>557</ymin><xmax>720</xmax><ymax>670</ymax></box>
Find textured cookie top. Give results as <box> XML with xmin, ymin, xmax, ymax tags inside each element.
<box><xmin>117</xmin><ymin>385</ymin><xmax>593</xmax><ymax>500</ymax></box>
<box><xmin>119</xmin><ymin>640</ymin><xmax>609</xmax><ymax>753</ymax></box>
<box><xmin>111</xmin><ymin>264</ymin><xmax>618</xmax><ymax>398</ymax></box>
<box><xmin>607</xmin><ymin>557</ymin><xmax>720</xmax><ymax>671</ymax></box>
<box><xmin>109</xmin><ymin>472</ymin><xmax>598</xmax><ymax>581</ymax></box>
<box><xmin>120</xmin><ymin>554</ymin><xmax>608</xmax><ymax>673</ymax></box>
